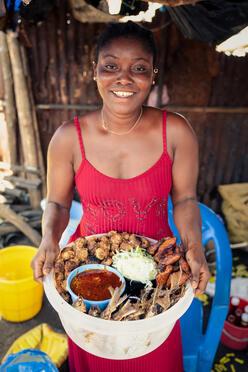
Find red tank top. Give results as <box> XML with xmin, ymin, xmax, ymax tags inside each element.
<box><xmin>68</xmin><ymin>110</ymin><xmax>183</xmax><ymax>372</ymax></box>
<box><xmin>71</xmin><ymin>110</ymin><xmax>172</xmax><ymax>241</ymax></box>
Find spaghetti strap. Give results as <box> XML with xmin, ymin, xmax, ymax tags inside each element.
<box><xmin>74</xmin><ymin>117</ymin><xmax>85</xmax><ymax>160</ymax></box>
<box><xmin>162</xmin><ymin>110</ymin><xmax>167</xmax><ymax>153</ymax></box>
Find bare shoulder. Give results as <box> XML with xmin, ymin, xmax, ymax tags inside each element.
<box><xmin>48</xmin><ymin>119</ymin><xmax>79</xmax><ymax>164</ymax></box>
<box><xmin>145</xmin><ymin>106</ymin><xmax>163</xmax><ymax>129</ymax></box>
<box><xmin>166</xmin><ymin>111</ymin><xmax>198</xmax><ymax>147</ymax></box>
<box><xmin>49</xmin><ymin>110</ymin><xmax>95</xmax><ymax>149</ymax></box>
<box><xmin>49</xmin><ymin>119</ymin><xmax>75</xmax><ymax>147</ymax></box>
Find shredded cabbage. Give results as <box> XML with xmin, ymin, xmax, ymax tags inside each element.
<box><xmin>112</xmin><ymin>247</ymin><xmax>157</xmax><ymax>287</ymax></box>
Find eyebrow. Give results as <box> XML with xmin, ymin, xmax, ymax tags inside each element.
<box><xmin>102</xmin><ymin>54</ymin><xmax>118</xmax><ymax>59</ymax></box>
<box><xmin>102</xmin><ymin>54</ymin><xmax>150</xmax><ymax>63</ymax></box>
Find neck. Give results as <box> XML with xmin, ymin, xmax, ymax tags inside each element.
<box><xmin>101</xmin><ymin>105</ymin><xmax>143</xmax><ymax>133</ymax></box>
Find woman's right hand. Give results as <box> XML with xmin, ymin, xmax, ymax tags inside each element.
<box><xmin>31</xmin><ymin>237</ymin><xmax>60</xmax><ymax>284</ymax></box>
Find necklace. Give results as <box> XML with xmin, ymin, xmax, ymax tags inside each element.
<box><xmin>101</xmin><ymin>107</ymin><xmax>143</xmax><ymax>136</ymax></box>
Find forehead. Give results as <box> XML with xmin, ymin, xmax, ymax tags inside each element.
<box><xmin>98</xmin><ymin>37</ymin><xmax>153</xmax><ymax>62</ymax></box>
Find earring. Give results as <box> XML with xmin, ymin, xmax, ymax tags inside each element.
<box><xmin>152</xmin><ymin>80</ymin><xmax>155</xmax><ymax>85</ymax></box>
<box><xmin>93</xmin><ymin>76</ymin><xmax>97</xmax><ymax>81</ymax></box>
<box><xmin>153</xmin><ymin>68</ymin><xmax>158</xmax><ymax>73</ymax></box>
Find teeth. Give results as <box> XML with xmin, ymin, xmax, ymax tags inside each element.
<box><xmin>113</xmin><ymin>91</ymin><xmax>134</xmax><ymax>97</ymax></box>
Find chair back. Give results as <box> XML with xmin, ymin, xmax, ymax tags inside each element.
<box><xmin>168</xmin><ymin>197</ymin><xmax>232</xmax><ymax>372</ymax></box>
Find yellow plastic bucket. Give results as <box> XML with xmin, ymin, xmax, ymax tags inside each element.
<box><xmin>0</xmin><ymin>245</ymin><xmax>43</xmax><ymax>322</ymax></box>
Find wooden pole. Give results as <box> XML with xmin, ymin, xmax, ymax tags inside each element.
<box><xmin>6</xmin><ymin>30</ymin><xmax>41</xmax><ymax>207</ymax></box>
<box><xmin>0</xmin><ymin>219</ymin><xmax>41</xmax><ymax>236</ymax></box>
<box><xmin>162</xmin><ymin>106</ymin><xmax>248</xmax><ymax>113</ymax></box>
<box><xmin>0</xmin><ymin>204</ymin><xmax>41</xmax><ymax>246</ymax></box>
<box><xmin>142</xmin><ymin>0</ymin><xmax>203</xmax><ymax>5</ymax></box>
<box><xmin>0</xmin><ymin>31</ymin><xmax>17</xmax><ymax>165</ymax></box>
<box><xmin>156</xmin><ymin>11</ymin><xmax>167</xmax><ymax>108</ymax></box>
<box><xmin>34</xmin><ymin>103</ymin><xmax>248</xmax><ymax>114</ymax></box>
<box><xmin>0</xmin><ymin>161</ymin><xmax>40</xmax><ymax>175</ymax></box>
<box><xmin>20</xmin><ymin>44</ymin><xmax>47</xmax><ymax>198</ymax></box>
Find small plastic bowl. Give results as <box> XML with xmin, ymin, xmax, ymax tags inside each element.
<box><xmin>67</xmin><ymin>264</ymin><xmax>126</xmax><ymax>311</ymax></box>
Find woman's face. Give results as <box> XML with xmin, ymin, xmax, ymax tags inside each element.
<box><xmin>95</xmin><ymin>37</ymin><xmax>154</xmax><ymax>113</ymax></box>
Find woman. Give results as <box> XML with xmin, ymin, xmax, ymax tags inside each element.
<box><xmin>32</xmin><ymin>21</ymin><xmax>210</xmax><ymax>372</ymax></box>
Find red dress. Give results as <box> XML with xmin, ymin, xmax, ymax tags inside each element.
<box><xmin>67</xmin><ymin>110</ymin><xmax>183</xmax><ymax>372</ymax></box>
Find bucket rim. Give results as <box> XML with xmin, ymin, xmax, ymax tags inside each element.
<box><xmin>44</xmin><ymin>233</ymin><xmax>194</xmax><ymax>334</ymax></box>
<box><xmin>0</xmin><ymin>245</ymin><xmax>39</xmax><ymax>285</ymax></box>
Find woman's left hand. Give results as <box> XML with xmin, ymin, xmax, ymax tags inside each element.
<box><xmin>185</xmin><ymin>246</ymin><xmax>211</xmax><ymax>297</ymax></box>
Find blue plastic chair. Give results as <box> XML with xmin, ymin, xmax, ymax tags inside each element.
<box><xmin>168</xmin><ymin>197</ymin><xmax>232</xmax><ymax>372</ymax></box>
<box><xmin>41</xmin><ymin>198</ymin><xmax>83</xmax><ymax>248</ymax></box>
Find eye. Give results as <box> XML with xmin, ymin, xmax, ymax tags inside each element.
<box><xmin>104</xmin><ymin>64</ymin><xmax>118</xmax><ymax>71</ymax></box>
<box><xmin>133</xmin><ymin>65</ymin><xmax>148</xmax><ymax>73</ymax></box>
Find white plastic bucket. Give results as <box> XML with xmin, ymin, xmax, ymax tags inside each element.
<box><xmin>40</xmin><ymin>199</ymin><xmax>83</xmax><ymax>248</ymax></box>
<box><xmin>44</xmin><ymin>235</ymin><xmax>194</xmax><ymax>360</ymax></box>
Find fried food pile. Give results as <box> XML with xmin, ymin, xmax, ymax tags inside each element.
<box><xmin>54</xmin><ymin>231</ymin><xmax>191</xmax><ymax>320</ymax></box>
<box><xmin>148</xmin><ymin>236</ymin><xmax>191</xmax><ymax>289</ymax></box>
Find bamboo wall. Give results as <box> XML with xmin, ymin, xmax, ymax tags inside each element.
<box><xmin>21</xmin><ymin>2</ymin><xmax>248</xmax><ymax>212</ymax></box>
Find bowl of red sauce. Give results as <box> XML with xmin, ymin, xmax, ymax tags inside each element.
<box><xmin>67</xmin><ymin>264</ymin><xmax>126</xmax><ymax>311</ymax></box>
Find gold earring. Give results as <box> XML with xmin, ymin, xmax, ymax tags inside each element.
<box><xmin>153</xmin><ymin>68</ymin><xmax>158</xmax><ymax>73</ymax></box>
<box><xmin>152</xmin><ymin>80</ymin><xmax>155</xmax><ymax>85</ymax></box>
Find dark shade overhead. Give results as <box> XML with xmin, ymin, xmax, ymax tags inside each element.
<box><xmin>167</xmin><ymin>0</ymin><xmax>248</xmax><ymax>45</ymax></box>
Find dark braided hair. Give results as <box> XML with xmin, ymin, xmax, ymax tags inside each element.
<box><xmin>94</xmin><ymin>21</ymin><xmax>157</xmax><ymax>67</ymax></box>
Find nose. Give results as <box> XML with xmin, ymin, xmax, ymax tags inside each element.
<box><xmin>116</xmin><ymin>68</ymin><xmax>133</xmax><ymax>85</ymax></box>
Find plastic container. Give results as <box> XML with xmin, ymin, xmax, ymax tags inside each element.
<box><xmin>40</xmin><ymin>198</ymin><xmax>83</xmax><ymax>248</ymax></box>
<box><xmin>0</xmin><ymin>349</ymin><xmax>58</xmax><ymax>372</ymax></box>
<box><xmin>221</xmin><ymin>296</ymin><xmax>248</xmax><ymax>350</ymax></box>
<box><xmin>0</xmin><ymin>246</ymin><xmax>43</xmax><ymax>322</ymax></box>
<box><xmin>44</xmin><ymin>234</ymin><xmax>194</xmax><ymax>360</ymax></box>
<box><xmin>67</xmin><ymin>264</ymin><xmax>126</xmax><ymax>311</ymax></box>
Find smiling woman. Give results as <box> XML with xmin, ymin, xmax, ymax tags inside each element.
<box><xmin>31</xmin><ymin>21</ymin><xmax>210</xmax><ymax>372</ymax></box>
<box><xmin>93</xmin><ymin>23</ymin><xmax>156</xmax><ymax>133</ymax></box>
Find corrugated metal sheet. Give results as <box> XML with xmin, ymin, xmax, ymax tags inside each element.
<box><xmin>23</xmin><ymin>3</ymin><xmax>248</xmax><ymax>212</ymax></box>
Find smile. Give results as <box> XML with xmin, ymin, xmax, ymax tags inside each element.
<box><xmin>112</xmin><ymin>91</ymin><xmax>135</xmax><ymax>97</ymax></box>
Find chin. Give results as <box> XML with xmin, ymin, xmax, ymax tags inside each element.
<box><xmin>106</xmin><ymin>98</ymin><xmax>144</xmax><ymax>113</ymax></box>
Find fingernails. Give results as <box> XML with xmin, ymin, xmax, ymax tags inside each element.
<box><xmin>192</xmin><ymin>280</ymin><xmax>198</xmax><ymax>289</ymax></box>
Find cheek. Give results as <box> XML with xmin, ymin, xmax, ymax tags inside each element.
<box><xmin>136</xmin><ymin>76</ymin><xmax>153</xmax><ymax>93</ymax></box>
<box><xmin>97</xmin><ymin>72</ymin><xmax>115</xmax><ymax>92</ymax></box>
<box><xmin>97</xmin><ymin>79</ymin><xmax>111</xmax><ymax>98</ymax></box>
<box><xmin>98</xmin><ymin>67</ymin><xmax>115</xmax><ymax>81</ymax></box>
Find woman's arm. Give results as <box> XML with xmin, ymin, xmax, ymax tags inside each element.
<box><xmin>169</xmin><ymin>113</ymin><xmax>210</xmax><ymax>296</ymax></box>
<box><xmin>31</xmin><ymin>123</ymin><xmax>75</xmax><ymax>284</ymax></box>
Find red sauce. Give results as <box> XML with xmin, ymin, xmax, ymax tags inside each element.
<box><xmin>70</xmin><ymin>269</ymin><xmax>122</xmax><ymax>301</ymax></box>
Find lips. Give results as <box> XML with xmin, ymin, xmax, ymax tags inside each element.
<box><xmin>111</xmin><ymin>91</ymin><xmax>135</xmax><ymax>98</ymax></box>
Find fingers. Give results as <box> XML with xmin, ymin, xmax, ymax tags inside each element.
<box><xmin>186</xmin><ymin>249</ymin><xmax>211</xmax><ymax>297</ymax></box>
<box><xmin>43</xmin><ymin>249</ymin><xmax>58</xmax><ymax>276</ymax></box>
<box><xmin>31</xmin><ymin>246</ymin><xmax>59</xmax><ymax>284</ymax></box>
<box><xmin>31</xmin><ymin>252</ymin><xmax>45</xmax><ymax>285</ymax></box>
<box><xmin>194</xmin><ymin>266</ymin><xmax>211</xmax><ymax>297</ymax></box>
<box><xmin>189</xmin><ymin>261</ymin><xmax>200</xmax><ymax>291</ymax></box>
<box><xmin>185</xmin><ymin>250</ymin><xmax>200</xmax><ymax>290</ymax></box>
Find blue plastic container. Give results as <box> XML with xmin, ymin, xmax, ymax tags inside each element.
<box><xmin>67</xmin><ymin>264</ymin><xmax>126</xmax><ymax>311</ymax></box>
<box><xmin>0</xmin><ymin>349</ymin><xmax>58</xmax><ymax>372</ymax></box>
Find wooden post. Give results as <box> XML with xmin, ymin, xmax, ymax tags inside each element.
<box><xmin>6</xmin><ymin>30</ymin><xmax>41</xmax><ymax>207</ymax></box>
<box><xmin>20</xmin><ymin>45</ymin><xmax>47</xmax><ymax>198</ymax></box>
<box><xmin>0</xmin><ymin>31</ymin><xmax>17</xmax><ymax>165</ymax></box>
<box><xmin>0</xmin><ymin>204</ymin><xmax>41</xmax><ymax>246</ymax></box>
